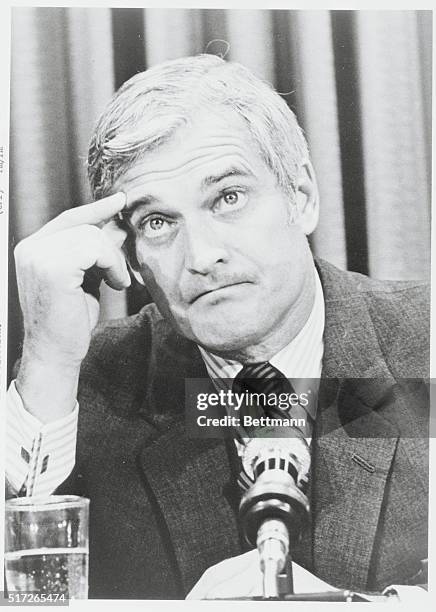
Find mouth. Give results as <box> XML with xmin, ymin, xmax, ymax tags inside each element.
<box><xmin>190</xmin><ymin>282</ymin><xmax>251</xmax><ymax>304</ymax></box>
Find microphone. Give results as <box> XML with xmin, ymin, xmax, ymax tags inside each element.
<box><xmin>238</xmin><ymin>433</ymin><xmax>311</xmax><ymax>598</ymax></box>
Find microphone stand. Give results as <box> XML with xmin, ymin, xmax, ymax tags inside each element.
<box><xmin>237</xmin><ymin>468</ymin><xmax>398</xmax><ymax>602</ymax></box>
<box><xmin>239</xmin><ymin>468</ymin><xmax>309</xmax><ymax>598</ymax></box>
<box><xmin>257</xmin><ymin>518</ymin><xmax>290</xmax><ymax>598</ymax></box>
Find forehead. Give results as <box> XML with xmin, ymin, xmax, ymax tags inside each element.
<box><xmin>112</xmin><ymin>108</ymin><xmax>272</xmax><ymax>200</ymax></box>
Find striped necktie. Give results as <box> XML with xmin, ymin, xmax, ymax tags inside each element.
<box><xmin>232</xmin><ymin>362</ymin><xmax>313</xmax><ymax>491</ymax></box>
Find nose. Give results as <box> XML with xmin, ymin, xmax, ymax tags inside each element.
<box><xmin>183</xmin><ymin>221</ymin><xmax>228</xmax><ymax>275</ymax></box>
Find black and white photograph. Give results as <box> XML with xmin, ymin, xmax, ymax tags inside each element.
<box><xmin>0</xmin><ymin>3</ymin><xmax>433</xmax><ymax>605</ymax></box>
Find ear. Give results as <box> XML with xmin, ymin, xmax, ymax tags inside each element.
<box><xmin>293</xmin><ymin>160</ymin><xmax>319</xmax><ymax>235</ymax></box>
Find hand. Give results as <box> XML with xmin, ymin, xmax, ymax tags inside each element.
<box><xmin>186</xmin><ymin>549</ymin><xmax>337</xmax><ymax>600</ymax></box>
<box><xmin>14</xmin><ymin>192</ymin><xmax>130</xmax><ymax>422</ymax></box>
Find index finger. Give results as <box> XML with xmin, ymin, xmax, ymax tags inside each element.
<box><xmin>35</xmin><ymin>192</ymin><xmax>127</xmax><ymax>238</ymax></box>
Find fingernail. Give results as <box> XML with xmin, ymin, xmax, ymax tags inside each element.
<box><xmin>108</xmin><ymin>191</ymin><xmax>126</xmax><ymax>207</ymax></box>
<box><xmin>116</xmin><ymin>191</ymin><xmax>127</xmax><ymax>207</ymax></box>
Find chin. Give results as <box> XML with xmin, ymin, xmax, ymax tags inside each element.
<box><xmin>188</xmin><ymin>317</ymin><xmax>265</xmax><ymax>356</ymax></box>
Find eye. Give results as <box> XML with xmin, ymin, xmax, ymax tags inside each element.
<box><xmin>214</xmin><ymin>190</ymin><xmax>248</xmax><ymax>213</ymax></box>
<box><xmin>139</xmin><ymin>215</ymin><xmax>173</xmax><ymax>239</ymax></box>
<box><xmin>223</xmin><ymin>192</ymin><xmax>239</xmax><ymax>206</ymax></box>
<box><xmin>149</xmin><ymin>218</ymin><xmax>164</xmax><ymax>231</ymax></box>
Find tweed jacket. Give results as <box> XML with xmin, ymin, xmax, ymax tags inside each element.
<box><xmin>55</xmin><ymin>258</ymin><xmax>429</xmax><ymax>599</ymax></box>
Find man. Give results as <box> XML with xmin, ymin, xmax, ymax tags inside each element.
<box><xmin>6</xmin><ymin>54</ymin><xmax>429</xmax><ymax>600</ymax></box>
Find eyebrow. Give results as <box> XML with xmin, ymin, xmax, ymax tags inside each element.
<box><xmin>200</xmin><ymin>166</ymin><xmax>254</xmax><ymax>188</ymax></box>
<box><xmin>121</xmin><ymin>165</ymin><xmax>254</xmax><ymax>218</ymax></box>
<box><xmin>124</xmin><ymin>195</ymin><xmax>156</xmax><ymax>214</ymax></box>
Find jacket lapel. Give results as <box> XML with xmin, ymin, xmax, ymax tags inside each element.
<box><xmin>311</xmin><ymin>385</ymin><xmax>399</xmax><ymax>588</ymax></box>
<box><xmin>137</xmin><ymin>426</ymin><xmax>244</xmax><ymax>594</ymax></box>
<box><xmin>311</xmin><ymin>260</ymin><xmax>400</xmax><ymax>589</ymax></box>
<box><xmin>136</xmin><ymin>320</ymin><xmax>244</xmax><ymax>594</ymax></box>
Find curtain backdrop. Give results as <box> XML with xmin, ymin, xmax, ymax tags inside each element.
<box><xmin>8</xmin><ymin>8</ymin><xmax>432</xmax><ymax>377</ymax></box>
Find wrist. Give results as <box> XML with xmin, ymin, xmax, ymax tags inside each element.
<box><xmin>16</xmin><ymin>350</ymin><xmax>80</xmax><ymax>423</ymax></box>
<box><xmin>21</xmin><ymin>332</ymin><xmax>87</xmax><ymax>370</ymax></box>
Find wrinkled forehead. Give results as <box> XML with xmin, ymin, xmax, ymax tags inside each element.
<box><xmin>111</xmin><ymin>107</ymin><xmax>270</xmax><ymax>196</ymax></box>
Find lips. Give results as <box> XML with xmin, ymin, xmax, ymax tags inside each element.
<box><xmin>189</xmin><ymin>281</ymin><xmax>250</xmax><ymax>304</ymax></box>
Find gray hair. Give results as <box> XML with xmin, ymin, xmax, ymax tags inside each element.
<box><xmin>87</xmin><ymin>54</ymin><xmax>309</xmax><ymax>201</ymax></box>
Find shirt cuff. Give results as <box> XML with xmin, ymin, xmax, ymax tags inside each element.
<box><xmin>6</xmin><ymin>380</ymin><xmax>79</xmax><ymax>496</ymax></box>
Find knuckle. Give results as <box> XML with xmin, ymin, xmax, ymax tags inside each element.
<box><xmin>81</xmin><ymin>224</ymin><xmax>102</xmax><ymax>241</ymax></box>
<box><xmin>14</xmin><ymin>237</ymin><xmax>33</xmax><ymax>264</ymax></box>
<box><xmin>15</xmin><ymin>241</ymin><xmax>60</xmax><ymax>280</ymax></box>
<box><xmin>13</xmin><ymin>240</ymin><xmax>24</xmax><ymax>261</ymax></box>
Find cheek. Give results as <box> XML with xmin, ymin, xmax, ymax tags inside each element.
<box><xmin>236</xmin><ymin>197</ymin><xmax>295</xmax><ymax>255</ymax></box>
<box><xmin>238</xmin><ymin>220</ymin><xmax>306</xmax><ymax>274</ymax></box>
<box><xmin>136</xmin><ymin>248</ymin><xmax>171</xmax><ymax>293</ymax></box>
<box><xmin>135</xmin><ymin>244</ymin><xmax>186</xmax><ymax>312</ymax></box>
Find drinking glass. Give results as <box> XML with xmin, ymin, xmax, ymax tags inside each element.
<box><xmin>5</xmin><ymin>495</ymin><xmax>89</xmax><ymax>599</ymax></box>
